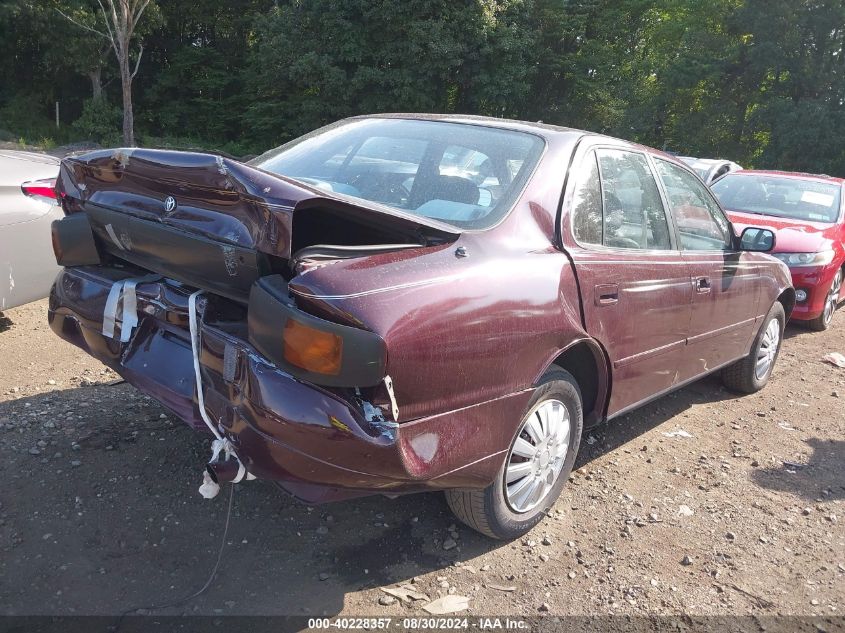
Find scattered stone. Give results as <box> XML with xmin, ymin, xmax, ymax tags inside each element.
<box><xmin>681</xmin><ymin>555</ymin><xmax>693</xmax><ymax>566</ymax></box>
<box><xmin>726</xmin><ymin>531</ymin><xmax>736</xmax><ymax>541</ymax></box>
<box><xmin>568</xmin><ymin>571</ymin><xmax>577</xmax><ymax>579</ymax></box>
<box><xmin>318</xmin><ymin>572</ymin><xmax>330</xmax><ymax>581</ymax></box>
<box><xmin>803</xmin><ymin>507</ymin><xmax>812</xmax><ymax>516</ymax></box>
<box><xmin>539</xmin><ymin>553</ymin><xmax>549</xmax><ymax>562</ymax></box>
<box><xmin>28</xmin><ymin>448</ymin><xmax>41</xmax><ymax>456</ymax></box>
<box><xmin>542</xmin><ymin>536</ymin><xmax>552</xmax><ymax>546</ymax></box>
<box><xmin>538</xmin><ymin>603</ymin><xmax>550</xmax><ymax>612</ymax></box>
<box><xmin>316</xmin><ymin>526</ymin><xmax>329</xmax><ymax>535</ymax></box>
<box><xmin>678</xmin><ymin>505</ymin><xmax>694</xmax><ymax>517</ymax></box>
<box><xmin>442</xmin><ymin>538</ymin><xmax>457</xmax><ymax>551</ymax></box>
<box><xmin>378</xmin><ymin>595</ymin><xmax>397</xmax><ymax>606</ymax></box>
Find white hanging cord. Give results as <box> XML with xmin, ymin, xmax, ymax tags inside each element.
<box><xmin>187</xmin><ymin>290</ymin><xmax>224</xmax><ymax>442</ymax></box>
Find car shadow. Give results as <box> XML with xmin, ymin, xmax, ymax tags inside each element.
<box><xmin>0</xmin><ymin>374</ymin><xmax>761</xmax><ymax>619</ymax></box>
<box><xmin>575</xmin><ymin>373</ymin><xmax>737</xmax><ymax>469</ymax></box>
<box><xmin>0</xmin><ymin>311</ymin><xmax>12</xmax><ymax>332</ymax></box>
<box><xmin>783</xmin><ymin>322</ymin><xmax>811</xmax><ymax>340</ymax></box>
<box><xmin>750</xmin><ymin>437</ymin><xmax>845</xmax><ymax>502</ymax></box>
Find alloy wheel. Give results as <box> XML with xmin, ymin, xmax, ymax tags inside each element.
<box><xmin>823</xmin><ymin>270</ymin><xmax>842</xmax><ymax>326</ymax></box>
<box><xmin>755</xmin><ymin>317</ymin><xmax>780</xmax><ymax>380</ymax></box>
<box><xmin>504</xmin><ymin>399</ymin><xmax>571</xmax><ymax>514</ymax></box>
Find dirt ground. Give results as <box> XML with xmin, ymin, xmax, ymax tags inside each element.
<box><xmin>0</xmin><ymin>298</ymin><xmax>843</xmax><ymax>621</ymax></box>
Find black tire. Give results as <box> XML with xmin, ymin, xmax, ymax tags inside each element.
<box><xmin>807</xmin><ymin>268</ymin><xmax>842</xmax><ymax>332</ymax></box>
<box><xmin>445</xmin><ymin>369</ymin><xmax>583</xmax><ymax>539</ymax></box>
<box><xmin>722</xmin><ymin>302</ymin><xmax>785</xmax><ymax>393</ymax></box>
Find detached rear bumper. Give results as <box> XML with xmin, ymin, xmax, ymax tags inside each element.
<box><xmin>49</xmin><ymin>267</ymin><xmax>525</xmax><ymax>503</ymax></box>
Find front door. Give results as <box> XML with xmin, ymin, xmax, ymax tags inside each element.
<box><xmin>564</xmin><ymin>145</ymin><xmax>692</xmax><ymax>417</ymax></box>
<box><xmin>651</xmin><ymin>158</ymin><xmax>762</xmax><ymax>378</ymax></box>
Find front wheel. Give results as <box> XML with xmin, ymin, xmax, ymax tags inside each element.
<box><xmin>722</xmin><ymin>301</ymin><xmax>785</xmax><ymax>393</ymax></box>
<box><xmin>807</xmin><ymin>269</ymin><xmax>842</xmax><ymax>331</ymax></box>
<box><xmin>445</xmin><ymin>369</ymin><xmax>583</xmax><ymax>539</ymax></box>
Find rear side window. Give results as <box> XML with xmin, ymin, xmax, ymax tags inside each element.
<box><xmin>654</xmin><ymin>159</ymin><xmax>731</xmax><ymax>250</ymax></box>
<box><xmin>571</xmin><ymin>152</ymin><xmax>603</xmax><ymax>244</ymax></box>
<box><xmin>571</xmin><ymin>149</ymin><xmax>671</xmax><ymax>250</ymax></box>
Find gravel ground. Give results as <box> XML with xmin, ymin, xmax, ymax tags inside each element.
<box><xmin>0</xmin><ymin>298</ymin><xmax>843</xmax><ymax>619</ymax></box>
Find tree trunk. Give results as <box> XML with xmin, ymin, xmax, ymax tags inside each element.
<box><xmin>120</xmin><ymin>56</ymin><xmax>135</xmax><ymax>146</ymax></box>
<box><xmin>88</xmin><ymin>67</ymin><xmax>103</xmax><ymax>101</ymax></box>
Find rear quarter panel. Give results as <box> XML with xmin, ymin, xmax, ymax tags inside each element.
<box><xmin>288</xmin><ymin>134</ymin><xmax>593</xmax><ymax>422</ymax></box>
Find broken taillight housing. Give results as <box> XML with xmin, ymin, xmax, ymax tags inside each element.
<box><xmin>21</xmin><ymin>178</ymin><xmax>58</xmax><ymax>202</ymax></box>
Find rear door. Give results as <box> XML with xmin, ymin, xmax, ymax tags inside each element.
<box><xmin>652</xmin><ymin>157</ymin><xmax>762</xmax><ymax>378</ymax></box>
<box><xmin>563</xmin><ymin>144</ymin><xmax>692</xmax><ymax>417</ymax></box>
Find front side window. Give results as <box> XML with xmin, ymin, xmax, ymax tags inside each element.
<box><xmin>654</xmin><ymin>159</ymin><xmax>731</xmax><ymax>251</ymax></box>
<box><xmin>250</xmin><ymin>118</ymin><xmax>545</xmax><ymax>230</ymax></box>
<box><xmin>570</xmin><ymin>151</ymin><xmax>603</xmax><ymax>245</ymax></box>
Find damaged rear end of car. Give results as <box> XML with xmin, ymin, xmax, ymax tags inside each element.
<box><xmin>49</xmin><ymin>147</ymin><xmax>467</xmax><ymax>503</ymax></box>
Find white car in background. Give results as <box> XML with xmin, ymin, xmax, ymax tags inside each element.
<box><xmin>679</xmin><ymin>157</ymin><xmax>743</xmax><ymax>185</ymax></box>
<box><xmin>0</xmin><ymin>150</ymin><xmax>62</xmax><ymax>311</ymax></box>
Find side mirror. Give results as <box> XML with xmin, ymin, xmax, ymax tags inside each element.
<box><xmin>738</xmin><ymin>226</ymin><xmax>776</xmax><ymax>252</ymax></box>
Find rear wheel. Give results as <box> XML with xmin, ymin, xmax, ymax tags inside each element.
<box><xmin>722</xmin><ymin>302</ymin><xmax>785</xmax><ymax>393</ymax></box>
<box><xmin>445</xmin><ymin>369</ymin><xmax>583</xmax><ymax>539</ymax></box>
<box><xmin>807</xmin><ymin>269</ymin><xmax>842</xmax><ymax>331</ymax></box>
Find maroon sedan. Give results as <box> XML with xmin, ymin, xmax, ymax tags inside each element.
<box><xmin>48</xmin><ymin>115</ymin><xmax>792</xmax><ymax>538</ymax></box>
<box><xmin>712</xmin><ymin>170</ymin><xmax>844</xmax><ymax>330</ymax></box>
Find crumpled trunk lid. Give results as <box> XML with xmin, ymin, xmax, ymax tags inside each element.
<box><xmin>56</xmin><ymin>148</ymin><xmax>459</xmax><ymax>301</ymax></box>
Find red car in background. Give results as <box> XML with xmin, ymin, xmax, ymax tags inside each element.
<box><xmin>712</xmin><ymin>171</ymin><xmax>844</xmax><ymax>330</ymax></box>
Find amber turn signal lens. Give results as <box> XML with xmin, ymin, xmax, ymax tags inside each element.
<box><xmin>283</xmin><ymin>319</ymin><xmax>343</xmax><ymax>375</ymax></box>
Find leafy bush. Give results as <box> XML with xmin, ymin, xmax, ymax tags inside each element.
<box><xmin>0</xmin><ymin>93</ymin><xmax>58</xmax><ymax>141</ymax></box>
<box><xmin>72</xmin><ymin>98</ymin><xmax>122</xmax><ymax>146</ymax></box>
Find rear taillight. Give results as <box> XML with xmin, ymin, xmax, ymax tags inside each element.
<box><xmin>21</xmin><ymin>178</ymin><xmax>58</xmax><ymax>201</ymax></box>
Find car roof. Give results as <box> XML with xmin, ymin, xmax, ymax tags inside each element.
<box><xmin>0</xmin><ymin>149</ymin><xmax>60</xmax><ymax>166</ymax></box>
<box><xmin>359</xmin><ymin>113</ymin><xmax>689</xmax><ymax>165</ymax></box>
<box><xmin>727</xmin><ymin>169</ymin><xmax>844</xmax><ymax>186</ymax></box>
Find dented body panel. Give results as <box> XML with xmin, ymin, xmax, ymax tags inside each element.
<box><xmin>48</xmin><ymin>115</ymin><xmax>790</xmax><ymax>503</ymax></box>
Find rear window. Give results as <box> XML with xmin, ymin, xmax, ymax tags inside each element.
<box><xmin>712</xmin><ymin>174</ymin><xmax>842</xmax><ymax>223</ymax></box>
<box><xmin>250</xmin><ymin>118</ymin><xmax>545</xmax><ymax>230</ymax></box>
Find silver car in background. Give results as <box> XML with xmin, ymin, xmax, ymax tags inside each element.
<box><xmin>0</xmin><ymin>150</ymin><xmax>62</xmax><ymax>310</ymax></box>
<box><xmin>679</xmin><ymin>157</ymin><xmax>743</xmax><ymax>185</ymax></box>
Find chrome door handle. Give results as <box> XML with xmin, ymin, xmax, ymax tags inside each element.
<box><xmin>693</xmin><ymin>276</ymin><xmax>711</xmax><ymax>294</ymax></box>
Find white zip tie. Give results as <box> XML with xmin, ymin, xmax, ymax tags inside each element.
<box><xmin>104</xmin><ymin>223</ymin><xmax>127</xmax><ymax>250</ymax></box>
<box><xmin>384</xmin><ymin>375</ymin><xmax>399</xmax><ymax>422</ymax></box>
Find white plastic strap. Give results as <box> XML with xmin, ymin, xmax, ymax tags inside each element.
<box><xmin>188</xmin><ymin>290</ymin><xmax>225</xmax><ymax>443</ymax></box>
<box><xmin>119</xmin><ymin>278</ymin><xmax>141</xmax><ymax>343</ymax></box>
<box><xmin>101</xmin><ymin>274</ymin><xmax>160</xmax><ymax>341</ymax></box>
<box><xmin>102</xmin><ymin>280</ymin><xmax>124</xmax><ymax>338</ymax></box>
